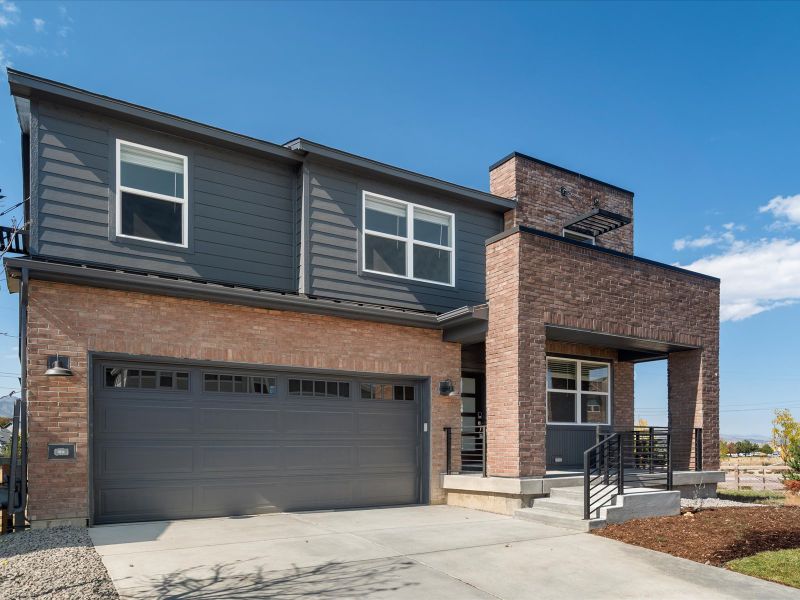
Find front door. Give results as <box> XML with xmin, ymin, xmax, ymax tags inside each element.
<box><xmin>460</xmin><ymin>373</ymin><xmax>486</xmax><ymax>472</ymax></box>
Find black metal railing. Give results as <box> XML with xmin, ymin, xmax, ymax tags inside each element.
<box><xmin>583</xmin><ymin>433</ymin><xmax>623</xmax><ymax>520</ymax></box>
<box><xmin>670</xmin><ymin>427</ymin><xmax>704</xmax><ymax>471</ymax></box>
<box><xmin>444</xmin><ymin>425</ymin><xmax>487</xmax><ymax>477</ymax></box>
<box><xmin>0</xmin><ymin>225</ymin><xmax>27</xmax><ymax>255</ymax></box>
<box><xmin>584</xmin><ymin>426</ymin><xmax>682</xmax><ymax>520</ymax></box>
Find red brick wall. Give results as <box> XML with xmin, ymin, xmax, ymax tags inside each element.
<box><xmin>490</xmin><ymin>154</ymin><xmax>634</xmax><ymax>254</ymax></box>
<box><xmin>485</xmin><ymin>230</ymin><xmax>719</xmax><ymax>476</ymax></box>
<box><xmin>25</xmin><ymin>280</ymin><xmax>461</xmax><ymax>523</ymax></box>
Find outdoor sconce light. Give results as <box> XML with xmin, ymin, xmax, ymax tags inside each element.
<box><xmin>45</xmin><ymin>355</ymin><xmax>73</xmax><ymax>377</ymax></box>
<box><xmin>439</xmin><ymin>379</ymin><xmax>455</xmax><ymax>396</ymax></box>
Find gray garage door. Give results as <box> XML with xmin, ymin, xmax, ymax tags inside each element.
<box><xmin>92</xmin><ymin>360</ymin><xmax>421</xmax><ymax>524</ymax></box>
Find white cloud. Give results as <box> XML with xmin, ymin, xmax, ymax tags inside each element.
<box><xmin>32</xmin><ymin>17</ymin><xmax>44</xmax><ymax>32</ymax></box>
<box><xmin>760</xmin><ymin>194</ymin><xmax>800</xmax><ymax>226</ymax></box>
<box><xmin>678</xmin><ymin>237</ymin><xmax>800</xmax><ymax>321</ymax></box>
<box><xmin>0</xmin><ymin>1</ymin><xmax>19</xmax><ymax>27</ymax></box>
<box><xmin>11</xmin><ymin>42</ymin><xmax>34</xmax><ymax>55</ymax></box>
<box><xmin>57</xmin><ymin>25</ymin><xmax>71</xmax><ymax>38</ymax></box>
<box><xmin>673</xmin><ymin>235</ymin><xmax>718</xmax><ymax>251</ymax></box>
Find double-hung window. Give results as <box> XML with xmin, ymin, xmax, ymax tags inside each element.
<box><xmin>362</xmin><ymin>192</ymin><xmax>455</xmax><ymax>285</ymax></box>
<box><xmin>546</xmin><ymin>357</ymin><xmax>610</xmax><ymax>425</ymax></box>
<box><xmin>116</xmin><ymin>140</ymin><xmax>188</xmax><ymax>247</ymax></box>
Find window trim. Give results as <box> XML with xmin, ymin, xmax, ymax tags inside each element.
<box><xmin>115</xmin><ymin>139</ymin><xmax>189</xmax><ymax>248</ymax></box>
<box><xmin>546</xmin><ymin>357</ymin><xmax>611</xmax><ymax>426</ymax></box>
<box><xmin>562</xmin><ymin>228</ymin><xmax>596</xmax><ymax>245</ymax></box>
<box><xmin>361</xmin><ymin>191</ymin><xmax>456</xmax><ymax>287</ymax></box>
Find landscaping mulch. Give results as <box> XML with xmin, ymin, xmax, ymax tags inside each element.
<box><xmin>593</xmin><ymin>506</ymin><xmax>800</xmax><ymax>566</ymax></box>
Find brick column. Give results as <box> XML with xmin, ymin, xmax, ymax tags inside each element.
<box><xmin>486</xmin><ymin>232</ymin><xmax>547</xmax><ymax>477</ymax></box>
<box><xmin>613</xmin><ymin>361</ymin><xmax>634</xmax><ymax>429</ymax></box>
<box><xmin>668</xmin><ymin>346</ymin><xmax>719</xmax><ymax>471</ymax></box>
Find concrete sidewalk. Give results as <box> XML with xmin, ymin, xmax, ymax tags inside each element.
<box><xmin>89</xmin><ymin>505</ymin><xmax>800</xmax><ymax>599</ymax></box>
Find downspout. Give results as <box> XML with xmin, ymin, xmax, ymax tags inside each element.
<box><xmin>12</xmin><ymin>266</ymin><xmax>28</xmax><ymax>528</ymax></box>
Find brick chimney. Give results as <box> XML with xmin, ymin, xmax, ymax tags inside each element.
<box><xmin>489</xmin><ymin>152</ymin><xmax>634</xmax><ymax>254</ymax></box>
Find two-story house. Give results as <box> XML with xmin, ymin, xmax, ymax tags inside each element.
<box><xmin>3</xmin><ymin>70</ymin><xmax>721</xmax><ymax>528</ymax></box>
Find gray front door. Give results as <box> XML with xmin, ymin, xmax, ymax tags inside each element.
<box><xmin>92</xmin><ymin>360</ymin><xmax>421</xmax><ymax>524</ymax></box>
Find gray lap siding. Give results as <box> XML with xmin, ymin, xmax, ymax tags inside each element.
<box><xmin>30</xmin><ymin>102</ymin><xmax>504</xmax><ymax>312</ymax></box>
<box><xmin>305</xmin><ymin>161</ymin><xmax>504</xmax><ymax>313</ymax></box>
<box><xmin>33</xmin><ymin>101</ymin><xmax>297</xmax><ymax>291</ymax></box>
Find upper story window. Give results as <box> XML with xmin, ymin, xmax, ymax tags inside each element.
<box><xmin>362</xmin><ymin>192</ymin><xmax>455</xmax><ymax>286</ymax></box>
<box><xmin>116</xmin><ymin>140</ymin><xmax>188</xmax><ymax>247</ymax></box>
<box><xmin>562</xmin><ymin>228</ymin><xmax>595</xmax><ymax>245</ymax></box>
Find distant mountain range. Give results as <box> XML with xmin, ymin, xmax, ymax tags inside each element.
<box><xmin>722</xmin><ymin>433</ymin><xmax>772</xmax><ymax>443</ymax></box>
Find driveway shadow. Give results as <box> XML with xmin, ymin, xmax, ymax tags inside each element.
<box><xmin>123</xmin><ymin>557</ymin><xmax>418</xmax><ymax>599</ymax></box>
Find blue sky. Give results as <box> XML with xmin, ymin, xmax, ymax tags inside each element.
<box><xmin>0</xmin><ymin>1</ymin><xmax>797</xmax><ymax>437</ymax></box>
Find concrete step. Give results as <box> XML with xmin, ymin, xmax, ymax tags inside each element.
<box><xmin>514</xmin><ymin>507</ymin><xmax>606</xmax><ymax>531</ymax></box>
<box><xmin>547</xmin><ymin>485</ymin><xmax>585</xmax><ymax>501</ymax></box>
<box><xmin>531</xmin><ymin>496</ymin><xmax>584</xmax><ymax>516</ymax></box>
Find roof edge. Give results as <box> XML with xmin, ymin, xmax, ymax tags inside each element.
<box><xmin>486</xmin><ymin>225</ymin><xmax>720</xmax><ymax>283</ymax></box>
<box><xmin>7</xmin><ymin>68</ymin><xmax>300</xmax><ymax>165</ymax></box>
<box><xmin>489</xmin><ymin>151</ymin><xmax>634</xmax><ymax>196</ymax></box>
<box><xmin>286</xmin><ymin>138</ymin><xmax>516</xmax><ymax>211</ymax></box>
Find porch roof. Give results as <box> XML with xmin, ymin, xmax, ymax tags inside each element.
<box><xmin>545</xmin><ymin>325</ymin><xmax>699</xmax><ymax>363</ymax></box>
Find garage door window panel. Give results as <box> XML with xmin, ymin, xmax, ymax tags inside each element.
<box><xmin>204</xmin><ymin>373</ymin><xmax>277</xmax><ymax>396</ymax></box>
<box><xmin>288</xmin><ymin>378</ymin><xmax>350</xmax><ymax>399</ymax></box>
<box><xmin>105</xmin><ymin>367</ymin><xmax>189</xmax><ymax>391</ymax></box>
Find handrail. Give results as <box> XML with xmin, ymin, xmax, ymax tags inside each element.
<box><xmin>583</xmin><ymin>426</ymin><xmax>679</xmax><ymax>520</ymax></box>
<box><xmin>444</xmin><ymin>425</ymin><xmax>487</xmax><ymax>477</ymax></box>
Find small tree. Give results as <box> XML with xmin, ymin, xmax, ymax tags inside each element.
<box><xmin>726</xmin><ymin>441</ymin><xmax>737</xmax><ymax>455</ymax></box>
<box><xmin>772</xmin><ymin>409</ymin><xmax>800</xmax><ymax>462</ymax></box>
<box><xmin>720</xmin><ymin>440</ymin><xmax>728</xmax><ymax>460</ymax></box>
<box><xmin>783</xmin><ymin>442</ymin><xmax>800</xmax><ymax>494</ymax></box>
<box><xmin>760</xmin><ymin>443</ymin><xmax>773</xmax><ymax>455</ymax></box>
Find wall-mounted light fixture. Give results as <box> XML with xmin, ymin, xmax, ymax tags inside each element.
<box><xmin>45</xmin><ymin>355</ymin><xmax>73</xmax><ymax>377</ymax></box>
<box><xmin>438</xmin><ymin>379</ymin><xmax>455</xmax><ymax>396</ymax></box>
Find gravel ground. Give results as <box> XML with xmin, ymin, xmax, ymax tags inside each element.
<box><xmin>681</xmin><ymin>497</ymin><xmax>764</xmax><ymax>509</ymax></box>
<box><xmin>0</xmin><ymin>527</ymin><xmax>118</xmax><ymax>599</ymax></box>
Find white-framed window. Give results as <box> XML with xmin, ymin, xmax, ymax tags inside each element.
<box><xmin>562</xmin><ymin>228</ymin><xmax>595</xmax><ymax>245</ymax></box>
<box><xmin>116</xmin><ymin>139</ymin><xmax>188</xmax><ymax>247</ymax></box>
<box><xmin>361</xmin><ymin>191</ymin><xmax>455</xmax><ymax>286</ymax></box>
<box><xmin>546</xmin><ymin>357</ymin><xmax>610</xmax><ymax>425</ymax></box>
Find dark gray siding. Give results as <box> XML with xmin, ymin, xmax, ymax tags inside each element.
<box><xmin>33</xmin><ymin>101</ymin><xmax>297</xmax><ymax>291</ymax></box>
<box><xmin>306</xmin><ymin>161</ymin><xmax>504</xmax><ymax>313</ymax></box>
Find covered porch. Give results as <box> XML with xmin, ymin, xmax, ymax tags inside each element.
<box><xmin>438</xmin><ymin>225</ymin><xmax>722</xmax><ymax>521</ymax></box>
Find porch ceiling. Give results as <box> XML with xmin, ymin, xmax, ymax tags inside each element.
<box><xmin>545</xmin><ymin>325</ymin><xmax>699</xmax><ymax>363</ymax></box>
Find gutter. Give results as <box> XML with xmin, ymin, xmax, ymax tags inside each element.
<box><xmin>4</xmin><ymin>257</ymin><xmax>442</xmax><ymax>329</ymax></box>
<box><xmin>285</xmin><ymin>138</ymin><xmax>516</xmax><ymax>211</ymax></box>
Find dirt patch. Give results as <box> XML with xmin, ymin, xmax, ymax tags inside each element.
<box><xmin>593</xmin><ymin>507</ymin><xmax>800</xmax><ymax>566</ymax></box>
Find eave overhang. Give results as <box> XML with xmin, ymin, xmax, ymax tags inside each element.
<box><xmin>4</xmin><ymin>257</ymin><xmax>443</xmax><ymax>329</ymax></box>
<box><xmin>546</xmin><ymin>325</ymin><xmax>700</xmax><ymax>363</ymax></box>
<box><xmin>6</xmin><ymin>69</ymin><xmax>516</xmax><ymax>213</ymax></box>
<box><xmin>7</xmin><ymin>69</ymin><xmax>301</xmax><ymax>166</ymax></box>
<box><xmin>437</xmin><ymin>304</ymin><xmax>488</xmax><ymax>344</ymax></box>
<box><xmin>284</xmin><ymin>138</ymin><xmax>516</xmax><ymax>212</ymax></box>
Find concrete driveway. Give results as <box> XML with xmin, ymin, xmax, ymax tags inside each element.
<box><xmin>89</xmin><ymin>505</ymin><xmax>800</xmax><ymax>599</ymax></box>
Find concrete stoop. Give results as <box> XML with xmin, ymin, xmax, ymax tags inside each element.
<box><xmin>514</xmin><ymin>485</ymin><xmax>680</xmax><ymax>532</ymax></box>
